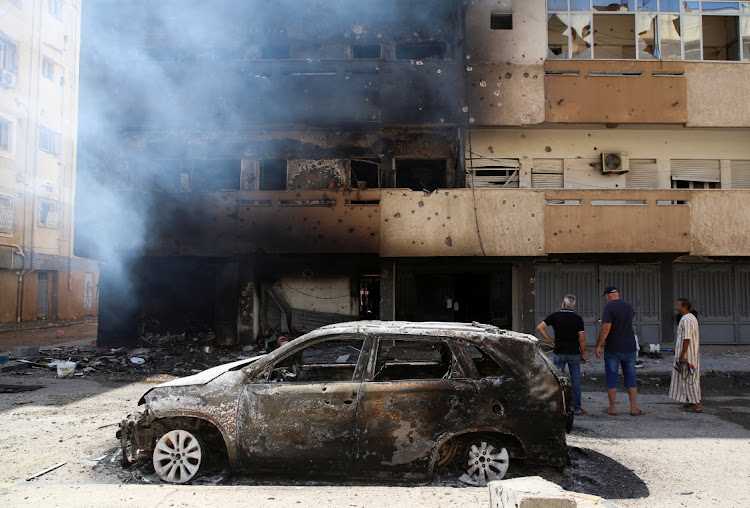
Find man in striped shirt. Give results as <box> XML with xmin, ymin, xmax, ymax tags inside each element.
<box><xmin>670</xmin><ymin>298</ymin><xmax>702</xmax><ymax>413</ymax></box>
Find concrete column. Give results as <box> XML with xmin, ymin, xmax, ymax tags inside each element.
<box><xmin>516</xmin><ymin>259</ymin><xmax>536</xmax><ymax>334</ymax></box>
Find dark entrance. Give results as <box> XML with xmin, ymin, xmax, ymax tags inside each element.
<box><xmin>395</xmin><ymin>262</ymin><xmax>512</xmax><ymax>327</ymax></box>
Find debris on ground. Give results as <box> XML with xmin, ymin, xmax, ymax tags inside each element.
<box><xmin>0</xmin><ymin>329</ymin><xmax>299</xmax><ymax>381</ymax></box>
<box><xmin>26</xmin><ymin>462</ymin><xmax>67</xmax><ymax>481</ymax></box>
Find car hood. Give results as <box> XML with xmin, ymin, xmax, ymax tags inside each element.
<box><xmin>138</xmin><ymin>356</ymin><xmax>266</xmax><ymax>405</ymax></box>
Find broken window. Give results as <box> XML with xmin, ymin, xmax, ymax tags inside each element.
<box><xmin>547</xmin><ymin>2</ymin><xmax>750</xmax><ymax>60</ymax></box>
<box><xmin>0</xmin><ymin>194</ymin><xmax>14</xmax><ymax>234</ymax></box>
<box><xmin>269</xmin><ymin>337</ymin><xmax>365</xmax><ymax>383</ymax></box>
<box><xmin>594</xmin><ymin>14</ymin><xmax>636</xmax><ymax>58</ymax></box>
<box><xmin>463</xmin><ymin>345</ymin><xmax>505</xmax><ymax>378</ymax></box>
<box><xmin>350</xmin><ymin>158</ymin><xmax>380</xmax><ymax>189</ymax></box>
<box><xmin>374</xmin><ymin>338</ymin><xmax>455</xmax><ymax>381</ymax></box>
<box><xmin>671</xmin><ymin>159</ymin><xmax>721</xmax><ymax>189</ymax></box>
<box><xmin>466</xmin><ymin>158</ymin><xmax>520</xmax><ymax>189</ymax></box>
<box><xmin>491</xmin><ymin>13</ymin><xmax>513</xmax><ymax>30</ymax></box>
<box><xmin>395</xmin><ymin>42</ymin><xmax>446</xmax><ymax>60</ymax></box>
<box><xmin>395</xmin><ymin>159</ymin><xmax>446</xmax><ymax>192</ymax></box>
<box><xmin>352</xmin><ymin>44</ymin><xmax>381</xmax><ymax>59</ymax></box>
<box><xmin>190</xmin><ymin>159</ymin><xmax>241</xmax><ymax>192</ymax></box>
<box><xmin>38</xmin><ymin>200</ymin><xmax>59</xmax><ymax>228</ymax></box>
<box><xmin>259</xmin><ymin>159</ymin><xmax>287</xmax><ymax>191</ymax></box>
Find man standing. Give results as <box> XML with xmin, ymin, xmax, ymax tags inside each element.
<box><xmin>595</xmin><ymin>286</ymin><xmax>645</xmax><ymax>416</ymax></box>
<box><xmin>670</xmin><ymin>298</ymin><xmax>702</xmax><ymax>412</ymax></box>
<box><xmin>537</xmin><ymin>294</ymin><xmax>588</xmax><ymax>415</ymax></box>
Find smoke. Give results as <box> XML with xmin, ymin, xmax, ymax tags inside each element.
<box><xmin>75</xmin><ymin>0</ymin><xmax>465</xmax><ymax>340</ymax></box>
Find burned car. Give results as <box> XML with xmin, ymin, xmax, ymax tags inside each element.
<box><xmin>119</xmin><ymin>321</ymin><xmax>573</xmax><ymax>484</ymax></box>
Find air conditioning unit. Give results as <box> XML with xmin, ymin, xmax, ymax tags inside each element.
<box><xmin>601</xmin><ymin>152</ymin><xmax>629</xmax><ymax>174</ymax></box>
<box><xmin>0</xmin><ymin>69</ymin><xmax>18</xmax><ymax>89</ymax></box>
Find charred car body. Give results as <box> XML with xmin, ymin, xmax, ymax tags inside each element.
<box><xmin>119</xmin><ymin>321</ymin><xmax>573</xmax><ymax>484</ymax></box>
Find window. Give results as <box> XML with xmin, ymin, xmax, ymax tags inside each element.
<box><xmin>259</xmin><ymin>159</ymin><xmax>287</xmax><ymax>190</ymax></box>
<box><xmin>39</xmin><ymin>127</ymin><xmax>61</xmax><ymax>156</ymax></box>
<box><xmin>466</xmin><ymin>158</ymin><xmax>520</xmax><ymax>189</ymax></box>
<box><xmin>491</xmin><ymin>13</ymin><xmax>513</xmax><ymax>30</ymax></box>
<box><xmin>350</xmin><ymin>158</ymin><xmax>380</xmax><ymax>189</ymax></box>
<box><xmin>261</xmin><ymin>44</ymin><xmax>290</xmax><ymax>59</ymax></box>
<box><xmin>352</xmin><ymin>44</ymin><xmax>381</xmax><ymax>59</ymax></box>
<box><xmin>547</xmin><ymin>1</ymin><xmax>750</xmax><ymax>61</ymax></box>
<box><xmin>463</xmin><ymin>344</ymin><xmax>506</xmax><ymax>377</ymax></box>
<box><xmin>395</xmin><ymin>159</ymin><xmax>446</xmax><ymax>191</ymax></box>
<box><xmin>671</xmin><ymin>159</ymin><xmax>721</xmax><ymax>188</ymax></box>
<box><xmin>190</xmin><ymin>159</ymin><xmax>241</xmax><ymax>192</ymax></box>
<box><xmin>48</xmin><ymin>0</ymin><xmax>62</xmax><ymax>19</ymax></box>
<box><xmin>0</xmin><ymin>117</ymin><xmax>12</xmax><ymax>153</ymax></box>
<box><xmin>38</xmin><ymin>200</ymin><xmax>59</xmax><ymax>228</ymax></box>
<box><xmin>41</xmin><ymin>58</ymin><xmax>54</xmax><ymax>80</ymax></box>
<box><xmin>374</xmin><ymin>338</ymin><xmax>456</xmax><ymax>381</ymax></box>
<box><xmin>0</xmin><ymin>195</ymin><xmax>15</xmax><ymax>234</ymax></box>
<box><xmin>269</xmin><ymin>337</ymin><xmax>365</xmax><ymax>382</ymax></box>
<box><xmin>395</xmin><ymin>42</ymin><xmax>446</xmax><ymax>60</ymax></box>
<box><xmin>532</xmin><ymin>159</ymin><xmax>564</xmax><ymax>188</ymax></box>
<box><xmin>0</xmin><ymin>36</ymin><xmax>18</xmax><ymax>88</ymax></box>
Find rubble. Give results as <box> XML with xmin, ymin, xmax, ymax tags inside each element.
<box><xmin>0</xmin><ymin>330</ymin><xmax>289</xmax><ymax>381</ymax></box>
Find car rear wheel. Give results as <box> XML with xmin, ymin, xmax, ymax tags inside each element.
<box><xmin>458</xmin><ymin>438</ymin><xmax>509</xmax><ymax>486</ymax></box>
<box><xmin>152</xmin><ymin>429</ymin><xmax>204</xmax><ymax>484</ymax></box>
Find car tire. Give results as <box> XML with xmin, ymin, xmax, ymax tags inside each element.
<box><xmin>152</xmin><ymin>428</ymin><xmax>205</xmax><ymax>484</ymax></box>
<box><xmin>457</xmin><ymin>437</ymin><xmax>510</xmax><ymax>486</ymax></box>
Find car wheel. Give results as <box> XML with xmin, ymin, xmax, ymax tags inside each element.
<box><xmin>152</xmin><ymin>429</ymin><xmax>204</xmax><ymax>484</ymax></box>
<box><xmin>457</xmin><ymin>438</ymin><xmax>509</xmax><ymax>486</ymax></box>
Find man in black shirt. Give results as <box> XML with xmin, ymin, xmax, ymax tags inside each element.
<box><xmin>537</xmin><ymin>294</ymin><xmax>588</xmax><ymax>415</ymax></box>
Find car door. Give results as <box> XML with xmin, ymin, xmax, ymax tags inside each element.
<box><xmin>354</xmin><ymin>336</ymin><xmax>477</xmax><ymax>479</ymax></box>
<box><xmin>236</xmin><ymin>335</ymin><xmax>371</xmax><ymax>474</ymax></box>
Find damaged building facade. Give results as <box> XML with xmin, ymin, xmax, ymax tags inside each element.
<box><xmin>0</xmin><ymin>0</ymin><xmax>99</xmax><ymax>324</ymax></box>
<box><xmin>77</xmin><ymin>0</ymin><xmax>750</xmax><ymax>346</ymax></box>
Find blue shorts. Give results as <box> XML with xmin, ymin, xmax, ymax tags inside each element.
<box><xmin>604</xmin><ymin>351</ymin><xmax>637</xmax><ymax>389</ymax></box>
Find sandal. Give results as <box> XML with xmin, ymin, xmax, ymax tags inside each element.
<box><xmin>602</xmin><ymin>408</ymin><xmax>618</xmax><ymax>415</ymax></box>
<box><xmin>630</xmin><ymin>409</ymin><xmax>646</xmax><ymax>416</ymax></box>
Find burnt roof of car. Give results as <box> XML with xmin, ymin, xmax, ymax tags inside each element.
<box><xmin>308</xmin><ymin>320</ymin><xmax>538</xmax><ymax>345</ymax></box>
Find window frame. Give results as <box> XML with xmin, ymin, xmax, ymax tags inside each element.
<box><xmin>48</xmin><ymin>0</ymin><xmax>63</xmax><ymax>20</ymax></box>
<box><xmin>547</xmin><ymin>0</ymin><xmax>750</xmax><ymax>61</ymax></box>
<box><xmin>38</xmin><ymin>126</ymin><xmax>61</xmax><ymax>156</ymax></box>
<box><xmin>368</xmin><ymin>335</ymin><xmax>471</xmax><ymax>382</ymax></box>
<box><xmin>0</xmin><ymin>115</ymin><xmax>14</xmax><ymax>156</ymax></box>
<box><xmin>41</xmin><ymin>58</ymin><xmax>55</xmax><ymax>80</ymax></box>
<box><xmin>0</xmin><ymin>193</ymin><xmax>15</xmax><ymax>235</ymax></box>
<box><xmin>38</xmin><ymin>199</ymin><xmax>60</xmax><ymax>228</ymax></box>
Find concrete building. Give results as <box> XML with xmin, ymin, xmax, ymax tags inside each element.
<box><xmin>0</xmin><ymin>0</ymin><xmax>99</xmax><ymax>324</ymax></box>
<box><xmin>77</xmin><ymin>0</ymin><xmax>750</xmax><ymax>346</ymax></box>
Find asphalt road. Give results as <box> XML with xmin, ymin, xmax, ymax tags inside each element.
<box><xmin>0</xmin><ymin>325</ymin><xmax>749</xmax><ymax>507</ymax></box>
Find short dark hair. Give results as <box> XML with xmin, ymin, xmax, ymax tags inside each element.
<box><xmin>677</xmin><ymin>298</ymin><xmax>692</xmax><ymax>311</ymax></box>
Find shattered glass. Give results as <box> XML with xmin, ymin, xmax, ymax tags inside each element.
<box><xmin>637</xmin><ymin>13</ymin><xmax>659</xmax><ymax>58</ymax></box>
<box><xmin>594</xmin><ymin>0</ymin><xmax>634</xmax><ymax>11</ymax></box>
<box><xmin>659</xmin><ymin>14</ymin><xmax>683</xmax><ymax>58</ymax></box>
<box><xmin>683</xmin><ymin>14</ymin><xmax>702</xmax><ymax>58</ymax></box>
<box><xmin>548</xmin><ymin>13</ymin><xmax>571</xmax><ymax>58</ymax></box>
<box><xmin>744</xmin><ymin>16</ymin><xmax>750</xmax><ymax>60</ymax></box>
<box><xmin>571</xmin><ymin>13</ymin><xmax>593</xmax><ymax>58</ymax></box>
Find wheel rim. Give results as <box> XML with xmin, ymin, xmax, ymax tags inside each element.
<box><xmin>462</xmin><ymin>440</ymin><xmax>509</xmax><ymax>486</ymax></box>
<box><xmin>152</xmin><ymin>429</ymin><xmax>202</xmax><ymax>483</ymax></box>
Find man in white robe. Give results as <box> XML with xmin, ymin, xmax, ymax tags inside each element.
<box><xmin>669</xmin><ymin>298</ymin><xmax>701</xmax><ymax>412</ymax></box>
